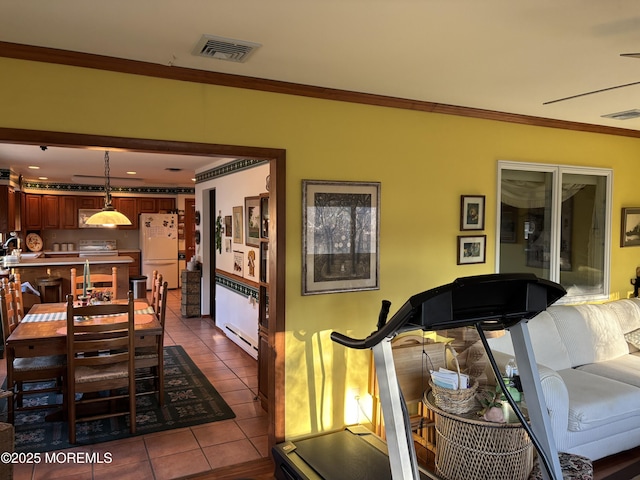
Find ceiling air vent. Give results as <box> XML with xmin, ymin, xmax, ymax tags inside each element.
<box><xmin>601</xmin><ymin>109</ymin><xmax>640</xmax><ymax>120</ymax></box>
<box><xmin>192</xmin><ymin>35</ymin><xmax>261</xmax><ymax>63</ymax></box>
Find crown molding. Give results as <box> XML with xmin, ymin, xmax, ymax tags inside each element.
<box><xmin>2</xmin><ymin>41</ymin><xmax>640</xmax><ymax>139</ymax></box>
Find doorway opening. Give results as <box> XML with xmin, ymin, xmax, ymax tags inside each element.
<box><xmin>0</xmin><ymin>127</ymin><xmax>286</xmax><ymax>454</ymax></box>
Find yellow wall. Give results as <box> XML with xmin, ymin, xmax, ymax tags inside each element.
<box><xmin>3</xmin><ymin>58</ymin><xmax>640</xmax><ymax>438</ymax></box>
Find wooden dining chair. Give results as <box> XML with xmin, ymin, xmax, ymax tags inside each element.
<box><xmin>70</xmin><ymin>266</ymin><xmax>118</xmax><ymax>300</ymax></box>
<box><xmin>149</xmin><ymin>270</ymin><xmax>158</xmax><ymax>303</ymax></box>
<box><xmin>0</xmin><ymin>288</ymin><xmax>66</xmax><ymax>424</ymax></box>
<box><xmin>151</xmin><ymin>272</ymin><xmax>163</xmax><ymax>313</ymax></box>
<box><xmin>136</xmin><ymin>280</ymin><xmax>168</xmax><ymax>406</ymax></box>
<box><xmin>65</xmin><ymin>291</ymin><xmax>136</xmax><ymax>443</ymax></box>
<box><xmin>11</xmin><ymin>273</ymin><xmax>24</xmax><ymax>320</ymax></box>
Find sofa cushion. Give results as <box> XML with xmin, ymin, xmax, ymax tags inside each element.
<box><xmin>550</xmin><ymin>304</ymin><xmax>628</xmax><ymax>367</ymax></box>
<box><xmin>487</xmin><ymin>311</ymin><xmax>572</xmax><ymax>371</ymax></box>
<box><xmin>577</xmin><ymin>354</ymin><xmax>640</xmax><ymax>388</ymax></box>
<box><xmin>604</xmin><ymin>299</ymin><xmax>640</xmax><ymax>334</ymax></box>
<box><xmin>624</xmin><ymin>328</ymin><xmax>640</xmax><ymax>351</ymax></box>
<box><xmin>557</xmin><ymin>368</ymin><xmax>640</xmax><ymax>431</ymax></box>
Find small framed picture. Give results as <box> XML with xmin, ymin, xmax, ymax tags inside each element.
<box><xmin>245</xmin><ymin>196</ymin><xmax>261</xmax><ymax>247</ymax></box>
<box><xmin>232</xmin><ymin>206</ymin><xmax>243</xmax><ymax>244</ymax></box>
<box><xmin>621</xmin><ymin>207</ymin><xmax>640</xmax><ymax>247</ymax></box>
<box><xmin>457</xmin><ymin>235</ymin><xmax>486</xmax><ymax>265</ymax></box>
<box><xmin>460</xmin><ymin>195</ymin><xmax>485</xmax><ymax>231</ymax></box>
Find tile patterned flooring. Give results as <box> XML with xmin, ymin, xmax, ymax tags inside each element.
<box><xmin>0</xmin><ymin>290</ymin><xmax>268</xmax><ymax>480</ymax></box>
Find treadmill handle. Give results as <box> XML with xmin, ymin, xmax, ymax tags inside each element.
<box><xmin>331</xmin><ymin>300</ymin><xmax>395</xmax><ymax>350</ymax></box>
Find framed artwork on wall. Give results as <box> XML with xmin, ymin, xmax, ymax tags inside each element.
<box><xmin>232</xmin><ymin>206</ymin><xmax>243</xmax><ymax>244</ymax></box>
<box><xmin>224</xmin><ymin>216</ymin><xmax>232</xmax><ymax>237</ymax></box>
<box><xmin>245</xmin><ymin>196</ymin><xmax>261</xmax><ymax>247</ymax></box>
<box><xmin>302</xmin><ymin>179</ymin><xmax>380</xmax><ymax>295</ymax></box>
<box><xmin>621</xmin><ymin>207</ymin><xmax>640</xmax><ymax>247</ymax></box>
<box><xmin>460</xmin><ymin>195</ymin><xmax>485</xmax><ymax>231</ymax></box>
<box><xmin>457</xmin><ymin>235</ymin><xmax>486</xmax><ymax>265</ymax></box>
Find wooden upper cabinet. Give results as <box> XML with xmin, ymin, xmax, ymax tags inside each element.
<box><xmin>138</xmin><ymin>197</ymin><xmax>157</xmax><ymax>213</ymax></box>
<box><xmin>77</xmin><ymin>196</ymin><xmax>103</xmax><ymax>209</ymax></box>
<box><xmin>41</xmin><ymin>195</ymin><xmax>60</xmax><ymax>229</ymax></box>
<box><xmin>157</xmin><ymin>198</ymin><xmax>176</xmax><ymax>212</ymax></box>
<box><xmin>139</xmin><ymin>197</ymin><xmax>176</xmax><ymax>213</ymax></box>
<box><xmin>23</xmin><ymin>193</ymin><xmax>42</xmax><ymax>230</ymax></box>
<box><xmin>112</xmin><ymin>197</ymin><xmax>138</xmax><ymax>229</ymax></box>
<box><xmin>59</xmin><ymin>196</ymin><xmax>78</xmax><ymax>229</ymax></box>
<box><xmin>0</xmin><ymin>186</ymin><xmax>16</xmax><ymax>233</ymax></box>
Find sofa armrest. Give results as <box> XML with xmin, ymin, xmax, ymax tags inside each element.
<box><xmin>487</xmin><ymin>350</ymin><xmax>570</xmax><ymax>445</ymax></box>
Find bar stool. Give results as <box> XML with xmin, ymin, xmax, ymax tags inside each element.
<box><xmin>36</xmin><ymin>276</ymin><xmax>63</xmax><ymax>303</ymax></box>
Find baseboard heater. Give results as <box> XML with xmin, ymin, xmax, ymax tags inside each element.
<box><xmin>224</xmin><ymin>323</ymin><xmax>258</xmax><ymax>359</ymax></box>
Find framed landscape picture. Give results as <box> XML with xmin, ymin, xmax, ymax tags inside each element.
<box><xmin>460</xmin><ymin>195</ymin><xmax>485</xmax><ymax>231</ymax></box>
<box><xmin>457</xmin><ymin>235</ymin><xmax>486</xmax><ymax>265</ymax></box>
<box><xmin>302</xmin><ymin>180</ymin><xmax>380</xmax><ymax>295</ymax></box>
<box><xmin>621</xmin><ymin>207</ymin><xmax>640</xmax><ymax>247</ymax></box>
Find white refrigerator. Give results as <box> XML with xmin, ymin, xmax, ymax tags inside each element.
<box><xmin>139</xmin><ymin>213</ymin><xmax>179</xmax><ymax>289</ymax></box>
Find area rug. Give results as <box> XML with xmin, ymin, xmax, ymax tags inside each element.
<box><xmin>0</xmin><ymin>345</ymin><xmax>236</xmax><ymax>452</ymax></box>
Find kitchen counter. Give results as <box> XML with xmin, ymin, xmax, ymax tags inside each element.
<box><xmin>5</xmin><ymin>255</ymin><xmax>133</xmax><ymax>299</ymax></box>
<box><xmin>7</xmin><ymin>255</ymin><xmax>132</xmax><ymax>267</ymax></box>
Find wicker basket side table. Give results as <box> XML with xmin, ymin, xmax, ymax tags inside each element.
<box><xmin>424</xmin><ymin>390</ymin><xmax>533</xmax><ymax>480</ymax></box>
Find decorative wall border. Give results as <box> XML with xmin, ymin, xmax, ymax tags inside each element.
<box><xmin>196</xmin><ymin>158</ymin><xmax>269</xmax><ymax>184</ymax></box>
<box><xmin>20</xmin><ymin>179</ymin><xmax>194</xmax><ymax>195</ymax></box>
<box><xmin>216</xmin><ymin>270</ymin><xmax>259</xmax><ymax>301</ymax></box>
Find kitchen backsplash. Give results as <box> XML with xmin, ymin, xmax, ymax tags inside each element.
<box><xmin>41</xmin><ymin>229</ymin><xmax>140</xmax><ymax>251</ymax></box>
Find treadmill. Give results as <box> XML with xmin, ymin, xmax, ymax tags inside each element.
<box><xmin>273</xmin><ymin>273</ymin><xmax>566</xmax><ymax>480</ymax></box>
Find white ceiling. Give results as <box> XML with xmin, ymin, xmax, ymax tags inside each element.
<box><xmin>3</xmin><ymin>1</ymin><xmax>640</xmax><ymax>184</ymax></box>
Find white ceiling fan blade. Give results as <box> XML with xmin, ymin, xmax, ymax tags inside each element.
<box><xmin>543</xmin><ymin>80</ymin><xmax>640</xmax><ymax>105</ymax></box>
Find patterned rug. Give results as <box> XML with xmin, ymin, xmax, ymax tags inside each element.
<box><xmin>0</xmin><ymin>345</ymin><xmax>236</xmax><ymax>452</ymax></box>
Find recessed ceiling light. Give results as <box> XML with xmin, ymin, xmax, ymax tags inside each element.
<box><xmin>28</xmin><ymin>165</ymin><xmax>40</xmax><ymax>170</ymax></box>
<box><xmin>191</xmin><ymin>178</ymin><xmax>196</xmax><ymax>182</ymax></box>
<box><xmin>38</xmin><ymin>176</ymin><xmax>48</xmax><ymax>180</ymax></box>
<box><xmin>126</xmin><ymin>171</ymin><xmax>137</xmax><ymax>175</ymax></box>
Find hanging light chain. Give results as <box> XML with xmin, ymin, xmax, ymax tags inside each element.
<box><xmin>104</xmin><ymin>150</ymin><xmax>112</xmax><ymax>207</ymax></box>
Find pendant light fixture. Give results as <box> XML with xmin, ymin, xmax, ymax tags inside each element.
<box><xmin>85</xmin><ymin>151</ymin><xmax>132</xmax><ymax>227</ymax></box>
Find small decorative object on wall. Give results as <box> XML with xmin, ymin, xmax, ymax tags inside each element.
<box><xmin>232</xmin><ymin>206</ymin><xmax>243</xmax><ymax>244</ymax></box>
<box><xmin>215</xmin><ymin>211</ymin><xmax>223</xmax><ymax>254</ymax></box>
<box><xmin>302</xmin><ymin>179</ymin><xmax>380</xmax><ymax>295</ymax></box>
<box><xmin>460</xmin><ymin>195</ymin><xmax>485</xmax><ymax>231</ymax></box>
<box><xmin>621</xmin><ymin>207</ymin><xmax>640</xmax><ymax>247</ymax></box>
<box><xmin>195</xmin><ymin>230</ymin><xmax>201</xmax><ymax>245</ymax></box>
<box><xmin>247</xmin><ymin>250</ymin><xmax>256</xmax><ymax>277</ymax></box>
<box><xmin>245</xmin><ymin>196</ymin><xmax>261</xmax><ymax>247</ymax></box>
<box><xmin>194</xmin><ymin>210</ymin><xmax>201</xmax><ymax>226</ymax></box>
<box><xmin>224</xmin><ymin>216</ymin><xmax>232</xmax><ymax>237</ymax></box>
<box><xmin>233</xmin><ymin>250</ymin><xmax>244</xmax><ymax>275</ymax></box>
<box><xmin>457</xmin><ymin>235</ymin><xmax>486</xmax><ymax>265</ymax></box>
<box><xmin>225</xmin><ymin>239</ymin><xmax>232</xmax><ymax>253</ymax></box>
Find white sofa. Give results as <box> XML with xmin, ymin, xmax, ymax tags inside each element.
<box><xmin>487</xmin><ymin>298</ymin><xmax>640</xmax><ymax>461</ymax></box>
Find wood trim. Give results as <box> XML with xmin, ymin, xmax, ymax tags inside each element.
<box><xmin>2</xmin><ymin>41</ymin><xmax>640</xmax><ymax>139</ymax></box>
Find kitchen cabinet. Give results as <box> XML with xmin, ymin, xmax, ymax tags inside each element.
<box><xmin>59</xmin><ymin>196</ymin><xmax>77</xmax><ymax>229</ymax></box>
<box><xmin>42</xmin><ymin>195</ymin><xmax>59</xmax><ymax>229</ymax></box>
<box><xmin>112</xmin><ymin>197</ymin><xmax>138</xmax><ymax>229</ymax></box>
<box><xmin>23</xmin><ymin>194</ymin><xmax>42</xmax><ymax>230</ymax></box>
<box><xmin>119</xmin><ymin>250</ymin><xmax>141</xmax><ymax>277</ymax></box>
<box><xmin>76</xmin><ymin>196</ymin><xmax>102</xmax><ymax>209</ymax></box>
<box><xmin>139</xmin><ymin>197</ymin><xmax>176</xmax><ymax>213</ymax></box>
<box><xmin>20</xmin><ymin>193</ymin><xmax>180</xmax><ymax>232</ymax></box>
<box><xmin>0</xmin><ymin>186</ymin><xmax>17</xmax><ymax>233</ymax></box>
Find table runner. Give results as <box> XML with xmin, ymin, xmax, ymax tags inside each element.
<box><xmin>22</xmin><ymin>305</ymin><xmax>155</xmax><ymax>323</ymax></box>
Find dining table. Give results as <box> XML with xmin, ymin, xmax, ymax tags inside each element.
<box><xmin>5</xmin><ymin>298</ymin><xmax>163</xmax><ymax>420</ymax></box>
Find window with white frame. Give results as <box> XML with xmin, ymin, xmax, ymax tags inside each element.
<box><xmin>497</xmin><ymin>161</ymin><xmax>612</xmax><ymax>302</ymax></box>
